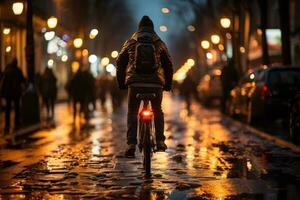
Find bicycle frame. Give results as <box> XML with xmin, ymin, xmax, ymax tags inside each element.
<box><xmin>137</xmin><ymin>96</ymin><xmax>156</xmax><ymax>176</ymax></box>
<box><xmin>137</xmin><ymin>99</ymin><xmax>156</xmax><ymax>152</ymax></box>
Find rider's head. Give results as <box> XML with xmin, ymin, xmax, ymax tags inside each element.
<box><xmin>138</xmin><ymin>16</ymin><xmax>154</xmax><ymax>30</ymax></box>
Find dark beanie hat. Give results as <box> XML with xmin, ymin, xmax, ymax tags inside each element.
<box><xmin>138</xmin><ymin>16</ymin><xmax>154</xmax><ymax>29</ymax></box>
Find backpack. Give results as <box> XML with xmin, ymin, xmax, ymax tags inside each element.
<box><xmin>134</xmin><ymin>36</ymin><xmax>158</xmax><ymax>74</ymax></box>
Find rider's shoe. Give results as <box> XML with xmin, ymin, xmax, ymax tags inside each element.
<box><xmin>125</xmin><ymin>144</ymin><xmax>136</xmax><ymax>158</ymax></box>
<box><xmin>156</xmin><ymin>141</ymin><xmax>167</xmax><ymax>152</ymax></box>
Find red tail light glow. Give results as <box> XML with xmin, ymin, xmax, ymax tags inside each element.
<box><xmin>140</xmin><ymin>110</ymin><xmax>153</xmax><ymax>121</ymax></box>
<box><xmin>261</xmin><ymin>85</ymin><xmax>272</xmax><ymax>98</ymax></box>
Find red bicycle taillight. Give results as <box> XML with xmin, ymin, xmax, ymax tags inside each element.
<box><xmin>261</xmin><ymin>84</ymin><xmax>272</xmax><ymax>98</ymax></box>
<box><xmin>140</xmin><ymin>110</ymin><xmax>153</xmax><ymax>121</ymax></box>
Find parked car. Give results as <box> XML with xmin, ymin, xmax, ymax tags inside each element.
<box><xmin>228</xmin><ymin>66</ymin><xmax>300</xmax><ymax>124</ymax></box>
<box><xmin>197</xmin><ymin>69</ymin><xmax>222</xmax><ymax>106</ymax></box>
<box><xmin>289</xmin><ymin>92</ymin><xmax>300</xmax><ymax>143</ymax></box>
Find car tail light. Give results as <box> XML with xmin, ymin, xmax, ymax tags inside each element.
<box><xmin>261</xmin><ymin>84</ymin><xmax>272</xmax><ymax>98</ymax></box>
<box><xmin>140</xmin><ymin>110</ymin><xmax>153</xmax><ymax>121</ymax></box>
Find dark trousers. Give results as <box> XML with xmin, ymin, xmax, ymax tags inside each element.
<box><xmin>221</xmin><ymin>89</ymin><xmax>230</xmax><ymax>113</ymax></box>
<box><xmin>73</xmin><ymin>99</ymin><xmax>88</xmax><ymax>121</ymax></box>
<box><xmin>5</xmin><ymin>97</ymin><xmax>21</xmax><ymax>131</ymax></box>
<box><xmin>43</xmin><ymin>97</ymin><xmax>55</xmax><ymax>119</ymax></box>
<box><xmin>127</xmin><ymin>87</ymin><xmax>165</xmax><ymax>145</ymax></box>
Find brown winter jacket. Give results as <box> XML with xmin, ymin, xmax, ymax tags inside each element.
<box><xmin>116</xmin><ymin>27</ymin><xmax>173</xmax><ymax>91</ymax></box>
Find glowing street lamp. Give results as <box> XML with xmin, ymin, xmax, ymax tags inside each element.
<box><xmin>211</xmin><ymin>34</ymin><xmax>220</xmax><ymax>44</ymax></box>
<box><xmin>220</xmin><ymin>17</ymin><xmax>231</xmax><ymax>29</ymax></box>
<box><xmin>161</xmin><ymin>7</ymin><xmax>170</xmax><ymax>14</ymax></box>
<box><xmin>5</xmin><ymin>46</ymin><xmax>12</xmax><ymax>53</ymax></box>
<box><xmin>206</xmin><ymin>52</ymin><xmax>213</xmax><ymax>59</ymax></box>
<box><xmin>218</xmin><ymin>44</ymin><xmax>225</xmax><ymax>51</ymax></box>
<box><xmin>101</xmin><ymin>57</ymin><xmax>110</xmax><ymax>66</ymax></box>
<box><xmin>61</xmin><ymin>55</ymin><xmax>68</xmax><ymax>62</ymax></box>
<box><xmin>3</xmin><ymin>28</ymin><xmax>11</xmax><ymax>35</ymax></box>
<box><xmin>201</xmin><ymin>40</ymin><xmax>210</xmax><ymax>49</ymax></box>
<box><xmin>160</xmin><ymin>25</ymin><xmax>168</xmax><ymax>32</ymax></box>
<box><xmin>12</xmin><ymin>2</ymin><xmax>24</xmax><ymax>15</ymax></box>
<box><xmin>47</xmin><ymin>16</ymin><xmax>58</xmax><ymax>29</ymax></box>
<box><xmin>187</xmin><ymin>59</ymin><xmax>195</xmax><ymax>67</ymax></box>
<box><xmin>187</xmin><ymin>25</ymin><xmax>195</xmax><ymax>32</ymax></box>
<box><xmin>82</xmin><ymin>49</ymin><xmax>89</xmax><ymax>57</ymax></box>
<box><xmin>88</xmin><ymin>54</ymin><xmax>97</xmax><ymax>63</ymax></box>
<box><xmin>44</xmin><ymin>31</ymin><xmax>55</xmax><ymax>41</ymax></box>
<box><xmin>89</xmin><ymin>29</ymin><xmax>99</xmax><ymax>39</ymax></box>
<box><xmin>111</xmin><ymin>51</ymin><xmax>118</xmax><ymax>58</ymax></box>
<box><xmin>73</xmin><ymin>38</ymin><xmax>83</xmax><ymax>48</ymax></box>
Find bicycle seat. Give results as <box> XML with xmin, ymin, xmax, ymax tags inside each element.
<box><xmin>136</xmin><ymin>93</ymin><xmax>156</xmax><ymax>100</ymax></box>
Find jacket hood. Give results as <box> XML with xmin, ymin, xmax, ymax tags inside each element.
<box><xmin>138</xmin><ymin>16</ymin><xmax>154</xmax><ymax>29</ymax></box>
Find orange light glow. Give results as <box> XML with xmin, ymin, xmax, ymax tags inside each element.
<box><xmin>141</xmin><ymin>110</ymin><xmax>153</xmax><ymax>121</ymax></box>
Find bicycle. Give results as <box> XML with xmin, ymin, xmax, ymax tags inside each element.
<box><xmin>136</xmin><ymin>93</ymin><xmax>157</xmax><ymax>177</ymax></box>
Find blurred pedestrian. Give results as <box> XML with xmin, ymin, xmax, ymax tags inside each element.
<box><xmin>0</xmin><ymin>58</ymin><xmax>26</xmax><ymax>133</ymax></box>
<box><xmin>180</xmin><ymin>74</ymin><xmax>197</xmax><ymax>114</ymax></box>
<box><xmin>96</xmin><ymin>73</ymin><xmax>109</xmax><ymax>110</ymax></box>
<box><xmin>220</xmin><ymin>59</ymin><xmax>239</xmax><ymax>113</ymax></box>
<box><xmin>83</xmin><ymin>69</ymin><xmax>96</xmax><ymax>114</ymax></box>
<box><xmin>69</xmin><ymin>68</ymin><xmax>93</xmax><ymax>123</ymax></box>
<box><xmin>40</xmin><ymin>67</ymin><xmax>57</xmax><ymax>120</ymax></box>
<box><xmin>110</xmin><ymin>76</ymin><xmax>125</xmax><ymax>111</ymax></box>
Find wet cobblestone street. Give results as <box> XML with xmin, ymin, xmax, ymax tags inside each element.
<box><xmin>1</xmin><ymin>95</ymin><xmax>300</xmax><ymax>199</ymax></box>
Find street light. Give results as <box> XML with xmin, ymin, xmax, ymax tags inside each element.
<box><xmin>187</xmin><ymin>25</ymin><xmax>196</xmax><ymax>32</ymax></box>
<box><xmin>82</xmin><ymin>49</ymin><xmax>89</xmax><ymax>57</ymax></box>
<box><xmin>211</xmin><ymin>34</ymin><xmax>220</xmax><ymax>44</ymax></box>
<box><xmin>101</xmin><ymin>57</ymin><xmax>110</xmax><ymax>66</ymax></box>
<box><xmin>5</xmin><ymin>46</ymin><xmax>12</xmax><ymax>53</ymax></box>
<box><xmin>44</xmin><ymin>31</ymin><xmax>55</xmax><ymax>41</ymax></box>
<box><xmin>71</xmin><ymin>61</ymin><xmax>80</xmax><ymax>73</ymax></box>
<box><xmin>47</xmin><ymin>16</ymin><xmax>58</xmax><ymax>29</ymax></box>
<box><xmin>187</xmin><ymin>58</ymin><xmax>195</xmax><ymax>67</ymax></box>
<box><xmin>218</xmin><ymin>44</ymin><xmax>225</xmax><ymax>51</ymax></box>
<box><xmin>88</xmin><ymin>54</ymin><xmax>97</xmax><ymax>63</ymax></box>
<box><xmin>12</xmin><ymin>2</ymin><xmax>24</xmax><ymax>15</ymax></box>
<box><xmin>220</xmin><ymin>17</ymin><xmax>231</xmax><ymax>29</ymax></box>
<box><xmin>160</xmin><ymin>25</ymin><xmax>168</xmax><ymax>32</ymax></box>
<box><xmin>89</xmin><ymin>29</ymin><xmax>99</xmax><ymax>39</ymax></box>
<box><xmin>161</xmin><ymin>7</ymin><xmax>170</xmax><ymax>14</ymax></box>
<box><xmin>206</xmin><ymin>52</ymin><xmax>213</xmax><ymax>59</ymax></box>
<box><xmin>73</xmin><ymin>38</ymin><xmax>83</xmax><ymax>48</ymax></box>
<box><xmin>201</xmin><ymin>40</ymin><xmax>210</xmax><ymax>49</ymax></box>
<box><xmin>3</xmin><ymin>28</ymin><xmax>11</xmax><ymax>35</ymax></box>
<box><xmin>111</xmin><ymin>51</ymin><xmax>118</xmax><ymax>58</ymax></box>
<box><xmin>61</xmin><ymin>55</ymin><xmax>68</xmax><ymax>62</ymax></box>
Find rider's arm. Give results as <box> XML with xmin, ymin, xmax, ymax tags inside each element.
<box><xmin>116</xmin><ymin>40</ymin><xmax>130</xmax><ymax>90</ymax></box>
<box><xmin>160</xmin><ymin>42</ymin><xmax>173</xmax><ymax>91</ymax></box>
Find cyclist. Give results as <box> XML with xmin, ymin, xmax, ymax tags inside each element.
<box><xmin>116</xmin><ymin>16</ymin><xmax>173</xmax><ymax>157</ymax></box>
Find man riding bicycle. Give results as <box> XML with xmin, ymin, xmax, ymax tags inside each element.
<box><xmin>116</xmin><ymin>16</ymin><xmax>173</xmax><ymax>157</ymax></box>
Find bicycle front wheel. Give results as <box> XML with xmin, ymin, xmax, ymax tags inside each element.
<box><xmin>143</xmin><ymin>122</ymin><xmax>151</xmax><ymax>176</ymax></box>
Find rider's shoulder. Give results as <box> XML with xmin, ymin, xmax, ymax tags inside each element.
<box><xmin>124</xmin><ymin>38</ymin><xmax>137</xmax><ymax>47</ymax></box>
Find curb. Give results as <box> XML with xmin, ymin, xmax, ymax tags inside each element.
<box><xmin>0</xmin><ymin>123</ymin><xmax>41</xmax><ymax>147</ymax></box>
<box><xmin>225</xmin><ymin>116</ymin><xmax>300</xmax><ymax>153</ymax></box>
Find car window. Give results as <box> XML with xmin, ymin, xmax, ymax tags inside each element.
<box><xmin>268</xmin><ymin>70</ymin><xmax>300</xmax><ymax>86</ymax></box>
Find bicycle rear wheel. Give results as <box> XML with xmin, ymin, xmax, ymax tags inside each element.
<box><xmin>143</xmin><ymin>122</ymin><xmax>151</xmax><ymax>176</ymax></box>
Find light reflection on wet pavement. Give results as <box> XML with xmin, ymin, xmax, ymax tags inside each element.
<box><xmin>1</xmin><ymin>95</ymin><xmax>300</xmax><ymax>199</ymax></box>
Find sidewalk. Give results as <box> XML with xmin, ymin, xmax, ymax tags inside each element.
<box><xmin>0</xmin><ymin>109</ymin><xmax>44</xmax><ymax>147</ymax></box>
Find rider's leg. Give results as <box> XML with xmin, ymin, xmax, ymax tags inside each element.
<box><xmin>127</xmin><ymin>87</ymin><xmax>140</xmax><ymax>145</ymax></box>
<box><xmin>151</xmin><ymin>88</ymin><xmax>166</xmax><ymax>150</ymax></box>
